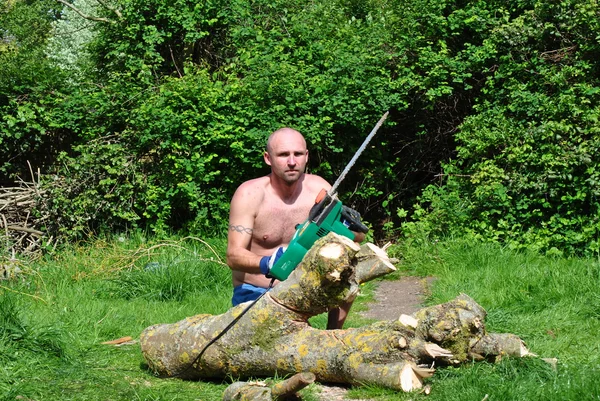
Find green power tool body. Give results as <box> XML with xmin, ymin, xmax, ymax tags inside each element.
<box><xmin>267</xmin><ymin>191</ymin><xmax>367</xmax><ymax>280</ymax></box>
<box><xmin>268</xmin><ymin>111</ymin><xmax>389</xmax><ymax>281</ymax></box>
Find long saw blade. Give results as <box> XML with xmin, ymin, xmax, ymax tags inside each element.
<box><xmin>329</xmin><ymin>111</ymin><xmax>389</xmax><ymax>196</ymax></box>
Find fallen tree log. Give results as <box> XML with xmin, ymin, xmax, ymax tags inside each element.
<box><xmin>222</xmin><ymin>372</ymin><xmax>316</xmax><ymax>401</ymax></box>
<box><xmin>140</xmin><ymin>233</ymin><xmax>530</xmax><ymax>392</ymax></box>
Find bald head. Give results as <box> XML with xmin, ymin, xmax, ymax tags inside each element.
<box><xmin>264</xmin><ymin>127</ymin><xmax>309</xmax><ymax>184</ymax></box>
<box><xmin>266</xmin><ymin>128</ymin><xmax>306</xmax><ymax>155</ymax></box>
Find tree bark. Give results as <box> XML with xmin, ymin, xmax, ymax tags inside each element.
<box><xmin>140</xmin><ymin>233</ymin><xmax>529</xmax><ymax>392</ymax></box>
<box><xmin>222</xmin><ymin>372</ymin><xmax>316</xmax><ymax>401</ymax></box>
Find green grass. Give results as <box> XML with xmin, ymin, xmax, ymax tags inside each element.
<box><xmin>0</xmin><ymin>235</ymin><xmax>232</xmax><ymax>401</ymax></box>
<box><xmin>1</xmin><ymin>235</ymin><xmax>599</xmax><ymax>400</ymax></box>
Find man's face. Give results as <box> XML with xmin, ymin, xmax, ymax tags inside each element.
<box><xmin>264</xmin><ymin>129</ymin><xmax>308</xmax><ymax>185</ymax></box>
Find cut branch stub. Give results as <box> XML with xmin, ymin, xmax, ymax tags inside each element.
<box><xmin>355</xmin><ymin>242</ymin><xmax>396</xmax><ymax>284</ymax></box>
<box><xmin>469</xmin><ymin>333</ymin><xmax>531</xmax><ymax>361</ymax></box>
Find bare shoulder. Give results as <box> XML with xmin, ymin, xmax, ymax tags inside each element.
<box><xmin>304</xmin><ymin>174</ymin><xmax>331</xmax><ymax>192</ymax></box>
<box><xmin>230</xmin><ymin>177</ymin><xmax>269</xmax><ymax>215</ymax></box>
<box><xmin>233</xmin><ymin>176</ymin><xmax>269</xmax><ymax>199</ymax></box>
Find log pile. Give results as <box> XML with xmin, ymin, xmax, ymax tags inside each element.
<box><xmin>140</xmin><ymin>233</ymin><xmax>531</xmax><ymax>395</ymax></box>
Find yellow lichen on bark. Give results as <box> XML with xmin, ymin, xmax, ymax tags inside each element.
<box><xmin>179</xmin><ymin>352</ymin><xmax>190</xmax><ymax>364</ymax></box>
<box><xmin>298</xmin><ymin>344</ymin><xmax>309</xmax><ymax>357</ymax></box>
<box><xmin>347</xmin><ymin>353</ymin><xmax>364</xmax><ymax>371</ymax></box>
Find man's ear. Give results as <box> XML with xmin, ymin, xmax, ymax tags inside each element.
<box><xmin>264</xmin><ymin>151</ymin><xmax>272</xmax><ymax>166</ymax></box>
<box><xmin>303</xmin><ymin>150</ymin><xmax>309</xmax><ymax>173</ymax></box>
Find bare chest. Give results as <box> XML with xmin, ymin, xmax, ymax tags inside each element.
<box><xmin>252</xmin><ymin>198</ymin><xmax>313</xmax><ymax>249</ymax></box>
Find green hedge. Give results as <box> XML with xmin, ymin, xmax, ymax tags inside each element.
<box><xmin>2</xmin><ymin>0</ymin><xmax>599</xmax><ymax>256</ymax></box>
<box><xmin>404</xmin><ymin>0</ymin><xmax>600</xmax><ymax>256</ymax></box>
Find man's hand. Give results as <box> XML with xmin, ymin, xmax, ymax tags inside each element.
<box><xmin>341</xmin><ymin>205</ymin><xmax>369</xmax><ymax>233</ymax></box>
<box><xmin>259</xmin><ymin>247</ymin><xmax>286</xmax><ymax>276</ymax></box>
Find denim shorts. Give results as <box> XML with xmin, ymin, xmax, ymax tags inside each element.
<box><xmin>232</xmin><ymin>283</ymin><xmax>268</xmax><ymax>306</ymax></box>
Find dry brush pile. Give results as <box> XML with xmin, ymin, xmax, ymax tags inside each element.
<box><xmin>0</xmin><ymin>170</ymin><xmax>54</xmax><ymax>266</ymax></box>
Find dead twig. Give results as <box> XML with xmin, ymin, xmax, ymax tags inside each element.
<box><xmin>55</xmin><ymin>0</ymin><xmax>119</xmax><ymax>24</ymax></box>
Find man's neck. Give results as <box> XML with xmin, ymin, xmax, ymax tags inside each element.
<box><xmin>270</xmin><ymin>174</ymin><xmax>304</xmax><ymax>203</ymax></box>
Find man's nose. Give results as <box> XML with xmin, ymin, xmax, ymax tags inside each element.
<box><xmin>287</xmin><ymin>156</ymin><xmax>297</xmax><ymax>166</ymax></box>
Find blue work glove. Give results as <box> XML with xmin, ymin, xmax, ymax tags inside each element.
<box><xmin>259</xmin><ymin>247</ymin><xmax>286</xmax><ymax>276</ymax></box>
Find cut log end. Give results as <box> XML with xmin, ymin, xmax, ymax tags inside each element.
<box><xmin>318</xmin><ymin>242</ymin><xmax>346</xmax><ymax>260</ymax></box>
<box><xmin>414</xmin><ymin>365</ymin><xmax>435</xmax><ymax>379</ymax></box>
<box><xmin>425</xmin><ymin>343</ymin><xmax>453</xmax><ymax>359</ymax></box>
<box><xmin>519</xmin><ymin>341</ymin><xmax>532</xmax><ymax>357</ymax></box>
<box><xmin>399</xmin><ymin>314</ymin><xmax>419</xmax><ymax>328</ymax></box>
<box><xmin>360</xmin><ymin>242</ymin><xmax>391</xmax><ymax>259</ymax></box>
<box><xmin>399</xmin><ymin>364</ymin><xmax>424</xmax><ymax>392</ymax></box>
<box><xmin>339</xmin><ymin>234</ymin><xmax>362</xmax><ymax>251</ymax></box>
<box><xmin>470</xmin><ymin>333</ymin><xmax>531</xmax><ymax>360</ymax></box>
<box><xmin>355</xmin><ymin>242</ymin><xmax>397</xmax><ymax>283</ymax></box>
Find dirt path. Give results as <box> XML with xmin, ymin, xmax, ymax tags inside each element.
<box><xmin>359</xmin><ymin>276</ymin><xmax>436</xmax><ymax>321</ymax></box>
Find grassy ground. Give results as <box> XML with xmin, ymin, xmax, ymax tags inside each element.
<box><xmin>1</xmin><ymin>235</ymin><xmax>599</xmax><ymax>400</ymax></box>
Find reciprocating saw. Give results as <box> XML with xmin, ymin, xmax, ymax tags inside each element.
<box><xmin>268</xmin><ymin>111</ymin><xmax>389</xmax><ymax>281</ymax></box>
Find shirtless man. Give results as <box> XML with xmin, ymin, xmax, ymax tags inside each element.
<box><xmin>226</xmin><ymin>127</ymin><xmax>364</xmax><ymax>329</ymax></box>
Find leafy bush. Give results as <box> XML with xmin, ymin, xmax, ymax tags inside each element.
<box><xmin>0</xmin><ymin>0</ymin><xmax>69</xmax><ymax>182</ymax></box>
<box><xmin>3</xmin><ymin>0</ymin><xmax>600</xmax><ymax>257</ymax></box>
<box><xmin>40</xmin><ymin>137</ymin><xmax>145</xmax><ymax>239</ymax></box>
<box><xmin>404</xmin><ymin>0</ymin><xmax>600</xmax><ymax>256</ymax></box>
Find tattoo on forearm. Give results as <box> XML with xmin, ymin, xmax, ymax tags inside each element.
<box><xmin>229</xmin><ymin>224</ymin><xmax>253</xmax><ymax>235</ymax></box>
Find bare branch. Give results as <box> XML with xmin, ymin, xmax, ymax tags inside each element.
<box><xmin>169</xmin><ymin>45</ymin><xmax>183</xmax><ymax>78</ymax></box>
<box><xmin>95</xmin><ymin>0</ymin><xmax>122</xmax><ymax>19</ymax></box>
<box><xmin>56</xmin><ymin>0</ymin><xmax>116</xmax><ymax>24</ymax></box>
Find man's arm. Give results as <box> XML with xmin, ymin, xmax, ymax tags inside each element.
<box><xmin>353</xmin><ymin>231</ymin><xmax>366</xmax><ymax>243</ymax></box>
<box><xmin>226</xmin><ymin>183</ymin><xmax>264</xmax><ymax>273</ymax></box>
